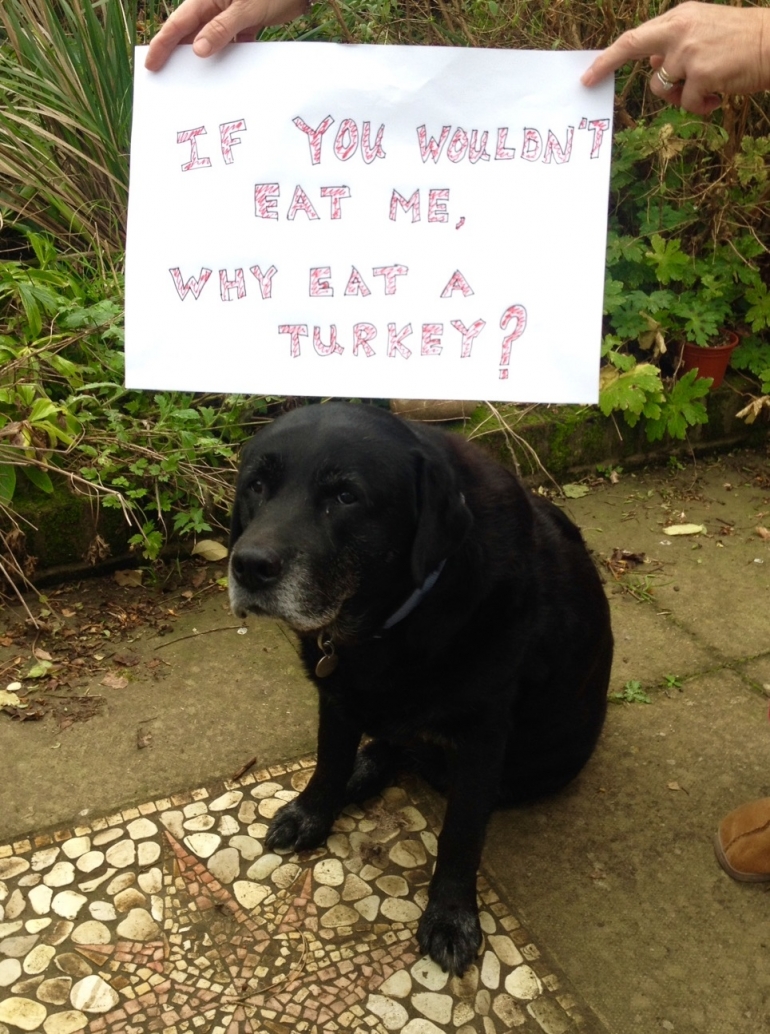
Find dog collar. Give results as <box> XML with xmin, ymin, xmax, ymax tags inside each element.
<box><xmin>382</xmin><ymin>560</ymin><xmax>447</xmax><ymax>630</ymax></box>
<box><xmin>314</xmin><ymin>560</ymin><xmax>446</xmax><ymax>679</ymax></box>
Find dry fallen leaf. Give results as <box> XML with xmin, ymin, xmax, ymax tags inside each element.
<box><xmin>33</xmin><ymin>647</ymin><xmax>53</xmax><ymax>662</ymax></box>
<box><xmin>191</xmin><ymin>539</ymin><xmax>229</xmax><ymax>562</ymax></box>
<box><xmin>101</xmin><ymin>673</ymin><xmax>129</xmax><ymax>690</ymax></box>
<box><xmin>662</xmin><ymin>524</ymin><xmax>706</xmax><ymax>536</ymax></box>
<box><xmin>114</xmin><ymin>569</ymin><xmax>143</xmax><ymax>588</ymax></box>
<box><xmin>756</xmin><ymin>526</ymin><xmax>770</xmax><ymax>541</ymax></box>
<box><xmin>0</xmin><ymin>690</ymin><xmax>22</xmax><ymax>707</ymax></box>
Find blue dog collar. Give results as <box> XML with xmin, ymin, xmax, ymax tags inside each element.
<box><xmin>382</xmin><ymin>560</ymin><xmax>447</xmax><ymax>630</ymax></box>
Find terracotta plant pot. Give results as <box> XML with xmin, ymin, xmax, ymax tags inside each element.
<box><xmin>680</xmin><ymin>331</ymin><xmax>739</xmax><ymax>390</ymax></box>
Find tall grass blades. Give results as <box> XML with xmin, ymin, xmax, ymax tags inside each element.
<box><xmin>0</xmin><ymin>0</ymin><xmax>141</xmax><ymax>255</ymax></box>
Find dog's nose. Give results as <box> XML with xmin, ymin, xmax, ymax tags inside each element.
<box><xmin>231</xmin><ymin>544</ymin><xmax>283</xmax><ymax>590</ymax></box>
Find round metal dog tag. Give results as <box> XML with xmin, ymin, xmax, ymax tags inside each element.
<box><xmin>315</xmin><ymin>652</ymin><xmax>339</xmax><ymax>678</ymax></box>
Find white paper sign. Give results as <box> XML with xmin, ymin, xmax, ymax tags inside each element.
<box><xmin>126</xmin><ymin>43</ymin><xmax>613</xmax><ymax>402</ymax></box>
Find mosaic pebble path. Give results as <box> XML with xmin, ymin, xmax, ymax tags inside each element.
<box><xmin>0</xmin><ymin>757</ymin><xmax>592</xmax><ymax>1034</ymax></box>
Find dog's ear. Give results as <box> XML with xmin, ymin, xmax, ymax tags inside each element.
<box><xmin>411</xmin><ymin>448</ymin><xmax>473</xmax><ymax>584</ymax></box>
<box><xmin>229</xmin><ymin>437</ymin><xmax>259</xmax><ymax>550</ymax></box>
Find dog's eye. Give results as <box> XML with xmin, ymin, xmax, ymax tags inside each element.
<box><xmin>250</xmin><ymin>478</ymin><xmax>265</xmax><ymax>496</ymax></box>
<box><xmin>336</xmin><ymin>490</ymin><xmax>356</xmax><ymax>505</ymax></box>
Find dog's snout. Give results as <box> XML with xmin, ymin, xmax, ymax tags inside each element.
<box><xmin>231</xmin><ymin>544</ymin><xmax>283</xmax><ymax>590</ymax></box>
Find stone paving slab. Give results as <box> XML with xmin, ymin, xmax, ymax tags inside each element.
<box><xmin>0</xmin><ymin>758</ymin><xmax>601</xmax><ymax>1034</ymax></box>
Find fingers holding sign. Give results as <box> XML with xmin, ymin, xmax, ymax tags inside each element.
<box><xmin>581</xmin><ymin>1</ymin><xmax>770</xmax><ymax>116</ymax></box>
<box><xmin>145</xmin><ymin>0</ymin><xmax>308</xmax><ymax>71</ymax></box>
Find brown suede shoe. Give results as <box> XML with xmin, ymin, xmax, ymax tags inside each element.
<box><xmin>715</xmin><ymin>798</ymin><xmax>770</xmax><ymax>882</ymax></box>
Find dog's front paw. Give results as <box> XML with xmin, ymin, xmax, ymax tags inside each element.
<box><xmin>265</xmin><ymin>800</ymin><xmax>333</xmax><ymax>853</ymax></box>
<box><xmin>417</xmin><ymin>898</ymin><xmax>482</xmax><ymax>976</ymax></box>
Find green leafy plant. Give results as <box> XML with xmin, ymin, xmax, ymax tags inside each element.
<box><xmin>609</xmin><ymin>680</ymin><xmax>652</xmax><ymax>705</ymax></box>
<box><xmin>599</xmin><ymin>105</ymin><xmax>770</xmax><ymax>433</ymax></box>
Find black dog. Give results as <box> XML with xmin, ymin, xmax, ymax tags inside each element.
<box><xmin>229</xmin><ymin>402</ymin><xmax>612</xmax><ymax>975</ymax></box>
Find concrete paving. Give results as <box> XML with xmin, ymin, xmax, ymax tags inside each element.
<box><xmin>1</xmin><ymin>443</ymin><xmax>769</xmax><ymax>1033</ymax></box>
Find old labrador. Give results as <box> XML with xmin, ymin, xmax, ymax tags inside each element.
<box><xmin>229</xmin><ymin>401</ymin><xmax>613</xmax><ymax>975</ymax></box>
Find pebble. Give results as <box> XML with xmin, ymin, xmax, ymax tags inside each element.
<box><xmin>257</xmin><ymin>798</ymin><xmax>284</xmax><ymax>819</ymax></box>
<box><xmin>183</xmin><ymin>833</ymin><xmax>221</xmax><ymax>858</ymax></box>
<box><xmin>341</xmin><ymin>874</ymin><xmax>371</xmax><ymax>901</ymax></box>
<box><xmin>4</xmin><ymin>890</ymin><xmax>25</xmax><ymax>920</ymax></box>
<box><xmin>42</xmin><ymin>1010</ymin><xmax>88</xmax><ymax>1034</ymax></box>
<box><xmin>43</xmin><ymin>863</ymin><xmax>76</xmax><ymax>888</ymax></box>
<box><xmin>320</xmin><ymin>904</ymin><xmax>360</xmax><ymax>929</ymax></box>
<box><xmin>113</xmin><ymin>887</ymin><xmax>147</xmax><ymax>913</ymax></box>
<box><xmin>376</xmin><ymin>875</ymin><xmax>408</xmax><ymax>897</ymax></box>
<box><xmin>481</xmin><ymin>951</ymin><xmax>501</xmax><ymax>989</ymax></box>
<box><xmin>91</xmin><ymin>829</ymin><xmax>123</xmax><ymax>847</ymax></box>
<box><xmin>208</xmin><ymin>849</ymin><xmax>240</xmax><ymax>885</ymax></box>
<box><xmin>209</xmin><ymin>790</ymin><xmax>243</xmax><ymax>811</ymax></box>
<box><xmin>355</xmin><ymin>895</ymin><xmax>380</xmax><ymax>921</ymax></box>
<box><xmin>0</xmin><ymin>958</ymin><xmax>22</xmax><ymax>986</ymax></box>
<box><xmin>313</xmin><ymin>886</ymin><xmax>340</xmax><ymax>908</ymax></box>
<box><xmin>380</xmin><ymin>897</ymin><xmax>422</xmax><ymax>922</ymax></box>
<box><xmin>401</xmin><ymin>1019</ymin><xmax>445</xmax><ymax>1034</ymax></box>
<box><xmin>54</xmin><ymin>954</ymin><xmax>92</xmax><ymax>978</ymax></box>
<box><xmin>237</xmin><ymin>801</ymin><xmax>257</xmax><ymax>824</ymax></box>
<box><xmin>22</xmin><ymin>943</ymin><xmax>55</xmax><ymax>974</ymax></box>
<box><xmin>413</xmin><ymin>992</ymin><xmax>453</xmax><ymax>1024</ymax></box>
<box><xmin>105</xmin><ymin>840</ymin><xmax>135</xmax><ymax>868</ymax></box>
<box><xmin>24</xmin><ymin>919</ymin><xmax>50</xmax><ymax>934</ymax></box>
<box><xmin>326</xmin><ymin>834</ymin><xmax>350</xmax><ymax>858</ymax></box>
<box><xmin>70</xmin><ymin>921</ymin><xmax>111</xmax><ymax>946</ymax></box>
<box><xmin>0</xmin><ymin>921</ymin><xmax>23</xmax><ymax>939</ymax></box>
<box><xmin>105</xmin><ymin>872</ymin><xmax>134</xmax><ymax>896</ymax></box>
<box><xmin>183</xmin><ymin>814</ymin><xmax>216</xmax><ymax>832</ymax></box>
<box><xmin>217</xmin><ymin>815</ymin><xmax>239</xmax><ymax>836</ymax></box>
<box><xmin>74</xmin><ymin>852</ymin><xmax>104</xmax><ymax>875</ymax></box>
<box><xmin>36</xmin><ymin>975</ymin><xmax>72</xmax><ymax>1005</ymax></box>
<box><xmin>492</xmin><ymin>994</ymin><xmax>525</xmax><ymax>1027</ymax></box>
<box><xmin>251</xmin><ymin>781</ymin><xmax>283</xmax><ymax>799</ymax></box>
<box><xmin>0</xmin><ymin>859</ymin><xmax>29</xmax><ymax>879</ymax></box>
<box><xmin>61</xmin><ymin>839</ymin><xmax>90</xmax><ymax>861</ymax></box>
<box><xmin>272</xmin><ymin>863</ymin><xmax>301</xmax><ymax>889</ymax></box>
<box><xmin>398</xmin><ymin>806</ymin><xmax>427</xmax><ymax>831</ymax></box>
<box><xmin>126</xmin><ymin>818</ymin><xmax>158</xmax><ymax>839</ymax></box>
<box><xmin>367</xmin><ymin>994</ymin><xmax>409</xmax><ymax>1030</ymax></box>
<box><xmin>504</xmin><ymin>965</ymin><xmax>543</xmax><ymax>1002</ymax></box>
<box><xmin>229</xmin><ymin>836</ymin><xmax>263</xmax><ymax>861</ymax></box>
<box><xmin>314</xmin><ymin>858</ymin><xmax>344</xmax><ymax>886</ymax></box>
<box><xmin>70</xmin><ymin>974</ymin><xmax>120</xmax><ymax>1013</ymax></box>
<box><xmin>412</xmin><ymin>957</ymin><xmax>449</xmax><ymax>991</ymax></box>
<box><xmin>88</xmin><ymin>902</ymin><xmax>116</xmax><ymax>922</ymax></box>
<box><xmin>183</xmin><ymin>801</ymin><xmax>208</xmax><ymax>818</ymax></box>
<box><xmin>116</xmin><ymin>908</ymin><xmax>160</xmax><ymax>941</ymax></box>
<box><xmin>380</xmin><ymin>969</ymin><xmax>412</xmax><ymax>998</ymax></box>
<box><xmin>389</xmin><ymin>840</ymin><xmax>427</xmax><ymax>868</ymax></box>
<box><xmin>159</xmin><ymin>811</ymin><xmax>184</xmax><ymax>838</ymax></box>
<box><xmin>232</xmin><ymin>881</ymin><xmax>270</xmax><ymax>910</ymax></box>
<box><xmin>0</xmin><ymin>935</ymin><xmax>39</xmax><ymax>958</ymax></box>
<box><xmin>488</xmin><ymin>935</ymin><xmax>522</xmax><ymax>967</ymax></box>
<box><xmin>31</xmin><ymin>848</ymin><xmax>59</xmax><ymax>872</ymax></box>
<box><xmin>0</xmin><ymin>997</ymin><xmax>47</xmax><ymax>1031</ymax></box>
<box><xmin>78</xmin><ymin>870</ymin><xmax>115</xmax><ymax>894</ymax></box>
<box><xmin>43</xmin><ymin>920</ymin><xmax>72</xmax><ymax>946</ymax></box>
<box><xmin>137</xmin><ymin>868</ymin><xmax>163</xmax><ymax>895</ymax></box>
<box><xmin>51</xmin><ymin>891</ymin><xmax>87</xmax><ymax>921</ymax></box>
<box><xmin>246</xmin><ymin>854</ymin><xmax>282</xmax><ymax>881</ymax></box>
<box><xmin>137</xmin><ymin>841</ymin><xmax>161</xmax><ymax>867</ymax></box>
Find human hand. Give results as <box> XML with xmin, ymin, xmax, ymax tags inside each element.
<box><xmin>581</xmin><ymin>1</ymin><xmax>770</xmax><ymax>116</ymax></box>
<box><xmin>144</xmin><ymin>0</ymin><xmax>308</xmax><ymax>72</ymax></box>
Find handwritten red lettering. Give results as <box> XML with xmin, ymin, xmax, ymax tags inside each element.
<box><xmin>177</xmin><ymin>127</ymin><xmax>211</xmax><ymax>172</ymax></box>
<box><xmin>292</xmin><ymin>115</ymin><xmax>334</xmax><ymax>165</ymax></box>
<box><xmin>169</xmin><ymin>267</ymin><xmax>212</xmax><ymax>300</ymax></box>
<box><xmin>219</xmin><ymin>119</ymin><xmax>246</xmax><ymax>165</ymax></box>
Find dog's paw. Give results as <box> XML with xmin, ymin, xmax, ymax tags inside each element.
<box><xmin>265</xmin><ymin>800</ymin><xmax>332</xmax><ymax>853</ymax></box>
<box><xmin>417</xmin><ymin>899</ymin><xmax>482</xmax><ymax>976</ymax></box>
